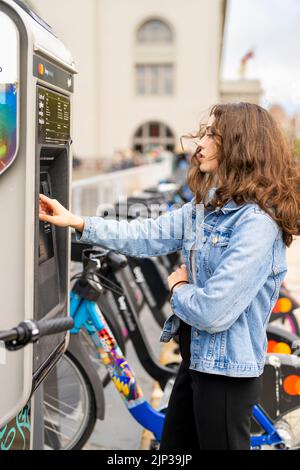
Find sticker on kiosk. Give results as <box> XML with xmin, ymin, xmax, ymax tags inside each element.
<box><xmin>0</xmin><ymin>12</ymin><xmax>19</xmax><ymax>176</ymax></box>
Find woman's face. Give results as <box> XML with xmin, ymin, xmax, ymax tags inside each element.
<box><xmin>196</xmin><ymin>114</ymin><xmax>219</xmax><ymax>174</ymax></box>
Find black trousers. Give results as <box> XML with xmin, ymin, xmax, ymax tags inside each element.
<box><xmin>160</xmin><ymin>320</ymin><xmax>263</xmax><ymax>451</ymax></box>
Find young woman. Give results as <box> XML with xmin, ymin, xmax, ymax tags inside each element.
<box><xmin>39</xmin><ymin>102</ymin><xmax>300</xmax><ymax>450</ymax></box>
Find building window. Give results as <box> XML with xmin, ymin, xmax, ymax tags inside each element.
<box><xmin>136</xmin><ymin>64</ymin><xmax>174</xmax><ymax>96</ymax></box>
<box><xmin>133</xmin><ymin>122</ymin><xmax>175</xmax><ymax>153</ymax></box>
<box><xmin>137</xmin><ymin>19</ymin><xmax>173</xmax><ymax>44</ymax></box>
<box><xmin>135</xmin><ymin>17</ymin><xmax>175</xmax><ymax>97</ymax></box>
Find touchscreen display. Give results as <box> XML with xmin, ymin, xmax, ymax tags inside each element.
<box><xmin>38</xmin><ymin>88</ymin><xmax>70</xmax><ymax>144</ymax></box>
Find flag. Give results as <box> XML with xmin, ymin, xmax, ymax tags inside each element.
<box><xmin>239</xmin><ymin>49</ymin><xmax>255</xmax><ymax>78</ymax></box>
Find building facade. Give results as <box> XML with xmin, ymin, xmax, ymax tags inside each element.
<box><xmin>30</xmin><ymin>0</ymin><xmax>227</xmax><ymax>160</ymax></box>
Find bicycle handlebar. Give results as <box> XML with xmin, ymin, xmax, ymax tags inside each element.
<box><xmin>0</xmin><ymin>317</ymin><xmax>74</xmax><ymax>351</ymax></box>
<box><xmin>37</xmin><ymin>317</ymin><xmax>74</xmax><ymax>337</ymax></box>
<box><xmin>107</xmin><ymin>250</ymin><xmax>128</xmax><ymax>270</ymax></box>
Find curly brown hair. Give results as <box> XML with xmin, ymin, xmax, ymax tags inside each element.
<box><xmin>186</xmin><ymin>102</ymin><xmax>300</xmax><ymax>247</ymax></box>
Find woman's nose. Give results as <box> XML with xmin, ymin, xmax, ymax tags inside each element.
<box><xmin>198</xmin><ymin>140</ymin><xmax>204</xmax><ymax>151</ymax></box>
<box><xmin>198</xmin><ymin>135</ymin><xmax>206</xmax><ymax>147</ymax></box>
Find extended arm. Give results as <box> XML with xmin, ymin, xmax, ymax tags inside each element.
<box><xmin>76</xmin><ymin>206</ymin><xmax>187</xmax><ymax>257</ymax></box>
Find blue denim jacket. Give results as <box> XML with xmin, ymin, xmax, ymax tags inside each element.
<box><xmin>77</xmin><ymin>189</ymin><xmax>287</xmax><ymax>377</ymax></box>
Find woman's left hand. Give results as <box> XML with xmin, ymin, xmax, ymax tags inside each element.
<box><xmin>168</xmin><ymin>264</ymin><xmax>189</xmax><ymax>292</ymax></box>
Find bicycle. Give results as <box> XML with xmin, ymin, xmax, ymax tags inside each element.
<box><xmin>48</xmin><ymin>238</ymin><xmax>300</xmax><ymax>450</ymax></box>
<box><xmin>43</xmin><ymin>245</ymin><xmax>177</xmax><ymax>450</ymax></box>
<box><xmin>71</xmin><ymin>238</ymin><xmax>176</xmax><ymax>388</ymax></box>
<box><xmin>50</xmin><ymin>248</ymin><xmax>300</xmax><ymax>450</ymax></box>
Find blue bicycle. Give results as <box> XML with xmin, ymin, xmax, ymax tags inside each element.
<box><xmin>63</xmin><ymin>247</ymin><xmax>300</xmax><ymax>450</ymax></box>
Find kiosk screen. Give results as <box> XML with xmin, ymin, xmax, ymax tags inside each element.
<box><xmin>38</xmin><ymin>88</ymin><xmax>70</xmax><ymax>145</ymax></box>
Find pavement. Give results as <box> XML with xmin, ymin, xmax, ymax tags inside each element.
<box><xmin>84</xmin><ymin>236</ymin><xmax>300</xmax><ymax>450</ymax></box>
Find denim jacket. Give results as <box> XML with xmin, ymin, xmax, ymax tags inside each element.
<box><xmin>77</xmin><ymin>189</ymin><xmax>287</xmax><ymax>377</ymax></box>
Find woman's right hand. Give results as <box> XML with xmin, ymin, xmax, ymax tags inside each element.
<box><xmin>39</xmin><ymin>194</ymin><xmax>84</xmax><ymax>232</ymax></box>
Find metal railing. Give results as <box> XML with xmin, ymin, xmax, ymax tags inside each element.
<box><xmin>71</xmin><ymin>157</ymin><xmax>173</xmax><ymax>216</ymax></box>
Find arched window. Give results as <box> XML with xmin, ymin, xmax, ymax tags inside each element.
<box><xmin>135</xmin><ymin>18</ymin><xmax>175</xmax><ymax>96</ymax></box>
<box><xmin>137</xmin><ymin>19</ymin><xmax>173</xmax><ymax>44</ymax></box>
<box><xmin>133</xmin><ymin>122</ymin><xmax>175</xmax><ymax>153</ymax></box>
<box><xmin>135</xmin><ymin>18</ymin><xmax>175</xmax><ymax>97</ymax></box>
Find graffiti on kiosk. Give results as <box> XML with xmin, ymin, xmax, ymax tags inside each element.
<box><xmin>0</xmin><ymin>405</ymin><xmax>30</xmax><ymax>450</ymax></box>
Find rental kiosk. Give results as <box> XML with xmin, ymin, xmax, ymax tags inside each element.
<box><xmin>0</xmin><ymin>0</ymin><xmax>76</xmax><ymax>438</ymax></box>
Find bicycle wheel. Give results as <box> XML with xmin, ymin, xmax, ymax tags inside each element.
<box><xmin>43</xmin><ymin>351</ymin><xmax>97</xmax><ymax>450</ymax></box>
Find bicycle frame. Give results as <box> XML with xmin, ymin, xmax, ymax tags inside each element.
<box><xmin>72</xmin><ymin>239</ymin><xmax>176</xmax><ymax>390</ymax></box>
<box><xmin>70</xmin><ymin>291</ymin><xmax>164</xmax><ymax>441</ymax></box>
<box><xmin>69</xmin><ymin>290</ymin><xmax>286</xmax><ymax>449</ymax></box>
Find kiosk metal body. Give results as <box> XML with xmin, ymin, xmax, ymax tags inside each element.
<box><xmin>0</xmin><ymin>0</ymin><xmax>76</xmax><ymax>429</ymax></box>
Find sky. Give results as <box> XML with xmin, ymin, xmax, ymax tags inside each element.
<box><xmin>221</xmin><ymin>0</ymin><xmax>300</xmax><ymax>115</ymax></box>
